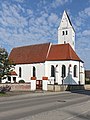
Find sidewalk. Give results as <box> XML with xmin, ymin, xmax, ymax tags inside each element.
<box><xmin>0</xmin><ymin>91</ymin><xmax>70</xmax><ymax>101</ymax></box>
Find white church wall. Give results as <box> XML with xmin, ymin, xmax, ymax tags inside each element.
<box><xmin>45</xmin><ymin>60</ymin><xmax>72</xmax><ymax>84</ymax></box>
<box><xmin>45</xmin><ymin>60</ymin><xmax>84</xmax><ymax>85</ymax></box>
<box><xmin>14</xmin><ymin>63</ymin><xmax>45</xmax><ymax>82</ymax></box>
<box><xmin>30</xmin><ymin>63</ymin><xmax>45</xmax><ymax>80</ymax></box>
<box><xmin>15</xmin><ymin>64</ymin><xmax>31</xmax><ymax>82</ymax></box>
<box><xmin>69</xmin><ymin>61</ymin><xmax>80</xmax><ymax>84</ymax></box>
<box><xmin>80</xmin><ymin>62</ymin><xmax>85</xmax><ymax>84</ymax></box>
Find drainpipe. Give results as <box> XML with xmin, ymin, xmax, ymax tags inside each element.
<box><xmin>79</xmin><ymin>61</ymin><xmax>80</xmax><ymax>85</ymax></box>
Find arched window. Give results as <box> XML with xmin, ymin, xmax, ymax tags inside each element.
<box><xmin>66</xmin><ymin>30</ymin><xmax>68</xmax><ymax>35</ymax></box>
<box><xmin>62</xmin><ymin>31</ymin><xmax>64</xmax><ymax>35</ymax></box>
<box><xmin>74</xmin><ymin>65</ymin><xmax>77</xmax><ymax>77</ymax></box>
<box><xmin>62</xmin><ymin>65</ymin><xmax>66</xmax><ymax>78</ymax></box>
<box><xmin>51</xmin><ymin>65</ymin><xmax>55</xmax><ymax>77</ymax></box>
<box><xmin>33</xmin><ymin>66</ymin><xmax>36</xmax><ymax>77</ymax></box>
<box><xmin>19</xmin><ymin>67</ymin><xmax>22</xmax><ymax>77</ymax></box>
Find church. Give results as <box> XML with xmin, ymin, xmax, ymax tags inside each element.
<box><xmin>4</xmin><ymin>11</ymin><xmax>85</xmax><ymax>91</ymax></box>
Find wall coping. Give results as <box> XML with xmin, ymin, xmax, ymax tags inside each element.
<box><xmin>42</xmin><ymin>77</ymin><xmax>48</xmax><ymax>80</ymax></box>
<box><xmin>31</xmin><ymin>77</ymin><xmax>36</xmax><ymax>80</ymax></box>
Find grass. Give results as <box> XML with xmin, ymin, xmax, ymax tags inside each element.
<box><xmin>0</xmin><ymin>92</ymin><xmax>6</xmax><ymax>96</ymax></box>
<box><xmin>0</xmin><ymin>91</ymin><xmax>32</xmax><ymax>97</ymax></box>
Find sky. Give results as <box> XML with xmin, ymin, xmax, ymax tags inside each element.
<box><xmin>0</xmin><ymin>0</ymin><xmax>90</xmax><ymax>69</ymax></box>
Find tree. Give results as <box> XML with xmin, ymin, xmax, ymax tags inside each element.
<box><xmin>0</xmin><ymin>48</ymin><xmax>14</xmax><ymax>83</ymax></box>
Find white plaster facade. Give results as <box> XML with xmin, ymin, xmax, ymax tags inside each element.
<box><xmin>58</xmin><ymin>11</ymin><xmax>75</xmax><ymax>50</ymax></box>
<box><xmin>45</xmin><ymin>60</ymin><xmax>85</xmax><ymax>85</ymax></box>
<box><xmin>6</xmin><ymin>60</ymin><xmax>84</xmax><ymax>86</ymax></box>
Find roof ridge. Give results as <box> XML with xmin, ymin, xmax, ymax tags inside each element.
<box><xmin>46</xmin><ymin>43</ymin><xmax>52</xmax><ymax>59</ymax></box>
<box><xmin>68</xmin><ymin>44</ymin><xmax>72</xmax><ymax>59</ymax></box>
<box><xmin>52</xmin><ymin>43</ymin><xmax>69</xmax><ymax>46</ymax></box>
<box><xmin>12</xmin><ymin>42</ymin><xmax>51</xmax><ymax>49</ymax></box>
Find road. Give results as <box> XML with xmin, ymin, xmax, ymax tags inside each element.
<box><xmin>0</xmin><ymin>90</ymin><xmax>90</xmax><ymax>120</ymax></box>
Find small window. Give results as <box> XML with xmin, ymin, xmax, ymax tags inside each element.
<box><xmin>19</xmin><ymin>67</ymin><xmax>22</xmax><ymax>77</ymax></box>
<box><xmin>62</xmin><ymin>65</ymin><xmax>66</xmax><ymax>78</ymax></box>
<box><xmin>74</xmin><ymin>65</ymin><xmax>77</xmax><ymax>77</ymax></box>
<box><xmin>64</xmin><ymin>41</ymin><xmax>66</xmax><ymax>44</ymax></box>
<box><xmin>33</xmin><ymin>66</ymin><xmax>36</xmax><ymax>77</ymax></box>
<box><xmin>51</xmin><ymin>65</ymin><xmax>55</xmax><ymax>77</ymax></box>
<box><xmin>8</xmin><ymin>76</ymin><xmax>11</xmax><ymax>82</ymax></box>
<box><xmin>62</xmin><ymin>31</ymin><xmax>64</xmax><ymax>35</ymax></box>
<box><xmin>66</xmin><ymin>30</ymin><xmax>68</xmax><ymax>35</ymax></box>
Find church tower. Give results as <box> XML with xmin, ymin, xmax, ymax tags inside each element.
<box><xmin>58</xmin><ymin>11</ymin><xmax>75</xmax><ymax>50</ymax></box>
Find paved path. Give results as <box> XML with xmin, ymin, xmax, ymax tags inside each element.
<box><xmin>0</xmin><ymin>90</ymin><xmax>90</xmax><ymax>120</ymax></box>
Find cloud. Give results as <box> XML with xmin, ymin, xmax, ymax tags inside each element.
<box><xmin>0</xmin><ymin>1</ymin><xmax>60</xmax><ymax>52</ymax></box>
<box><xmin>51</xmin><ymin>0</ymin><xmax>69</xmax><ymax>8</ymax></box>
<box><xmin>73</xmin><ymin>6</ymin><xmax>90</xmax><ymax>69</ymax></box>
<box><xmin>79</xmin><ymin>7</ymin><xmax>90</xmax><ymax>18</ymax></box>
<box><xmin>48</xmin><ymin>13</ymin><xmax>59</xmax><ymax>25</ymax></box>
<box><xmin>82</xmin><ymin>30</ymin><xmax>90</xmax><ymax>36</ymax></box>
<box><xmin>14</xmin><ymin>0</ymin><xmax>25</xmax><ymax>3</ymax></box>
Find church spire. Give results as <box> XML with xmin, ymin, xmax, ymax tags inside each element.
<box><xmin>58</xmin><ymin>11</ymin><xmax>75</xmax><ymax>50</ymax></box>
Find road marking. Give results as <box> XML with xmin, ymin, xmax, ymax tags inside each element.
<box><xmin>66</xmin><ymin>110</ymin><xmax>90</xmax><ymax>120</ymax></box>
<box><xmin>66</xmin><ymin>100</ymin><xmax>90</xmax><ymax>120</ymax></box>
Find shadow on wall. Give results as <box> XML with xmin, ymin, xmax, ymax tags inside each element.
<box><xmin>63</xmin><ymin>74</ymin><xmax>77</xmax><ymax>85</ymax></box>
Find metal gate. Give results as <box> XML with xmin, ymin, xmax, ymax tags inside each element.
<box><xmin>36</xmin><ymin>80</ymin><xmax>42</xmax><ymax>90</ymax></box>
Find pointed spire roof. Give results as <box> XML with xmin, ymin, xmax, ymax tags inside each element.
<box><xmin>64</xmin><ymin>11</ymin><xmax>73</xmax><ymax>27</ymax></box>
<box><xmin>59</xmin><ymin>10</ymin><xmax>75</xmax><ymax>31</ymax></box>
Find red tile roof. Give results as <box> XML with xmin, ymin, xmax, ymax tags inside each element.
<box><xmin>47</xmin><ymin>43</ymin><xmax>82</xmax><ymax>62</ymax></box>
<box><xmin>9</xmin><ymin>71</ymin><xmax>17</xmax><ymax>76</ymax></box>
<box><xmin>9</xmin><ymin>43</ymin><xmax>50</xmax><ymax>64</ymax></box>
<box><xmin>9</xmin><ymin>43</ymin><xmax>83</xmax><ymax>64</ymax></box>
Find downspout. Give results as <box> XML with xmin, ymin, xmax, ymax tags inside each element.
<box><xmin>79</xmin><ymin>61</ymin><xmax>80</xmax><ymax>85</ymax></box>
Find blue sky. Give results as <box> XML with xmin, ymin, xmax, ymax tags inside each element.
<box><xmin>0</xmin><ymin>0</ymin><xmax>90</xmax><ymax>69</ymax></box>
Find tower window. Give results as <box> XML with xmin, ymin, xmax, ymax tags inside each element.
<box><xmin>66</xmin><ymin>30</ymin><xmax>68</xmax><ymax>35</ymax></box>
<box><xmin>62</xmin><ymin>31</ymin><xmax>64</xmax><ymax>35</ymax></box>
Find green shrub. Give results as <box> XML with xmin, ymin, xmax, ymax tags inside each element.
<box><xmin>19</xmin><ymin>80</ymin><xmax>25</xmax><ymax>83</ymax></box>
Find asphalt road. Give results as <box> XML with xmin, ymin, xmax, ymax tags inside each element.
<box><xmin>0</xmin><ymin>90</ymin><xmax>90</xmax><ymax>120</ymax></box>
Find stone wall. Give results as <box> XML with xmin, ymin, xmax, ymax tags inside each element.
<box><xmin>0</xmin><ymin>83</ymin><xmax>31</xmax><ymax>91</ymax></box>
<box><xmin>84</xmin><ymin>85</ymin><xmax>90</xmax><ymax>90</ymax></box>
<box><xmin>47</xmin><ymin>85</ymin><xmax>68</xmax><ymax>92</ymax></box>
<box><xmin>0</xmin><ymin>83</ymin><xmax>90</xmax><ymax>92</ymax></box>
<box><xmin>47</xmin><ymin>84</ymin><xmax>85</xmax><ymax>92</ymax></box>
